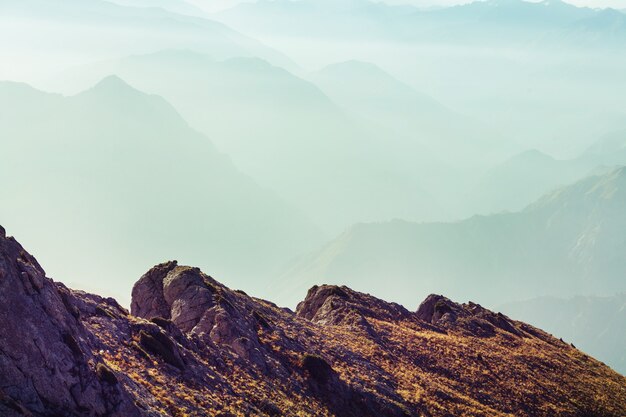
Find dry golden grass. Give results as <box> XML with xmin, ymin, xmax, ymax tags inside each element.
<box><xmin>79</xmin><ymin>282</ymin><xmax>625</xmax><ymax>417</ymax></box>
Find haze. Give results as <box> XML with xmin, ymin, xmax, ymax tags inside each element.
<box><xmin>0</xmin><ymin>0</ymin><xmax>625</xmax><ymax>372</ymax></box>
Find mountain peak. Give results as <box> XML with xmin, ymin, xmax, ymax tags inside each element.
<box><xmin>86</xmin><ymin>74</ymin><xmax>141</xmax><ymax>95</ymax></box>
<box><xmin>529</xmin><ymin>165</ymin><xmax>626</xmax><ymax>210</ymax></box>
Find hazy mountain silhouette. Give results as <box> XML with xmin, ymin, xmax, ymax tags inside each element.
<box><xmin>465</xmin><ymin>149</ymin><xmax>592</xmax><ymax>215</ymax></box>
<box><xmin>281</xmin><ymin>167</ymin><xmax>626</xmax><ymax>309</ymax></box>
<box><xmin>216</xmin><ymin>0</ymin><xmax>616</xmax><ymax>45</ymax></box>
<box><xmin>213</xmin><ymin>0</ymin><xmax>626</xmax><ymax>156</ymax></box>
<box><xmin>582</xmin><ymin>129</ymin><xmax>626</xmax><ymax>166</ymax></box>
<box><xmin>541</xmin><ymin>8</ymin><xmax>626</xmax><ymax>49</ymax></box>
<box><xmin>0</xmin><ymin>77</ymin><xmax>323</xmax><ymax>304</ymax></box>
<box><xmin>465</xmin><ymin>130</ymin><xmax>626</xmax><ymax>215</ymax></box>
<box><xmin>311</xmin><ymin>59</ymin><xmax>515</xmax><ymax>212</ymax></box>
<box><xmin>50</xmin><ymin>50</ymin><xmax>444</xmax><ymax>233</ymax></box>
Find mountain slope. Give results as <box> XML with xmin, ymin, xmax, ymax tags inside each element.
<box><xmin>49</xmin><ymin>50</ymin><xmax>443</xmax><ymax>233</ymax></box>
<box><xmin>311</xmin><ymin>59</ymin><xmax>515</xmax><ymax>214</ymax></box>
<box><xmin>500</xmin><ymin>293</ymin><xmax>626</xmax><ymax>375</ymax></box>
<box><xmin>311</xmin><ymin>60</ymin><xmax>507</xmax><ymax>165</ymax></box>
<box><xmin>282</xmin><ymin>167</ymin><xmax>626</xmax><ymax>308</ymax></box>
<box><xmin>541</xmin><ymin>8</ymin><xmax>626</xmax><ymax>49</ymax></box>
<box><xmin>465</xmin><ymin>149</ymin><xmax>597</xmax><ymax>215</ymax></box>
<box><xmin>214</xmin><ymin>0</ymin><xmax>626</xmax><ymax>157</ymax></box>
<box><xmin>1</xmin><ymin>228</ymin><xmax>624</xmax><ymax>416</ymax></box>
<box><xmin>465</xmin><ymin>129</ymin><xmax>626</xmax><ymax>216</ymax></box>
<box><xmin>582</xmin><ymin>129</ymin><xmax>626</xmax><ymax>166</ymax></box>
<box><xmin>0</xmin><ymin>77</ymin><xmax>322</xmax><ymax>304</ymax></box>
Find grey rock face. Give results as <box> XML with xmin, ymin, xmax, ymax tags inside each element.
<box><xmin>131</xmin><ymin>263</ymin><xmax>264</xmax><ymax>365</ymax></box>
<box><xmin>0</xmin><ymin>230</ymin><xmax>143</xmax><ymax>417</ymax></box>
<box><xmin>296</xmin><ymin>284</ymin><xmax>410</xmax><ymax>326</ymax></box>
<box><xmin>130</xmin><ymin>260</ymin><xmax>178</xmax><ymax>320</ymax></box>
<box><xmin>416</xmin><ymin>294</ymin><xmax>460</xmax><ymax>324</ymax></box>
<box><xmin>416</xmin><ymin>294</ymin><xmax>526</xmax><ymax>338</ymax></box>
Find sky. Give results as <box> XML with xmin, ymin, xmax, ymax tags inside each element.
<box><xmin>191</xmin><ymin>0</ymin><xmax>626</xmax><ymax>13</ymax></box>
<box><xmin>379</xmin><ymin>0</ymin><xmax>626</xmax><ymax>7</ymax></box>
<box><xmin>380</xmin><ymin>0</ymin><xmax>626</xmax><ymax>7</ymax></box>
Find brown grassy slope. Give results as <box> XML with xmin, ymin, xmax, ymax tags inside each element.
<box><xmin>0</xmin><ymin>227</ymin><xmax>624</xmax><ymax>416</ymax></box>
<box><xmin>102</xmin><ymin>264</ymin><xmax>626</xmax><ymax>416</ymax></box>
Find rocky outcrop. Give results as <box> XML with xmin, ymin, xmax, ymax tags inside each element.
<box><xmin>297</xmin><ymin>284</ymin><xmax>410</xmax><ymax>325</ymax></box>
<box><xmin>0</xmin><ymin>229</ymin><xmax>143</xmax><ymax>417</ymax></box>
<box><xmin>1</xmin><ymin>226</ymin><xmax>625</xmax><ymax>417</ymax></box>
<box><xmin>416</xmin><ymin>294</ymin><xmax>539</xmax><ymax>339</ymax></box>
<box><xmin>131</xmin><ymin>263</ymin><xmax>266</xmax><ymax>366</ymax></box>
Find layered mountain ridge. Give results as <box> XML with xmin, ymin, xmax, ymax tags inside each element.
<box><xmin>282</xmin><ymin>166</ymin><xmax>626</xmax><ymax>309</ymax></box>
<box><xmin>0</xmin><ymin>77</ymin><xmax>323</xmax><ymax>305</ymax></box>
<box><xmin>1</xmin><ymin>227</ymin><xmax>625</xmax><ymax>416</ymax></box>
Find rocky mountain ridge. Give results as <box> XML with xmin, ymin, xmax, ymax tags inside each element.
<box><xmin>1</xmin><ymin>226</ymin><xmax>625</xmax><ymax>416</ymax></box>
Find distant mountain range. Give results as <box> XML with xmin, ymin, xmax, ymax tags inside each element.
<box><xmin>465</xmin><ymin>149</ymin><xmax>591</xmax><ymax>215</ymax></box>
<box><xmin>311</xmin><ymin>60</ymin><xmax>508</xmax><ymax>167</ymax></box>
<box><xmin>466</xmin><ymin>129</ymin><xmax>626</xmax><ymax>215</ymax></box>
<box><xmin>280</xmin><ymin>167</ymin><xmax>626</xmax><ymax>309</ymax></box>
<box><xmin>542</xmin><ymin>8</ymin><xmax>626</xmax><ymax>48</ymax></box>
<box><xmin>500</xmin><ymin>293</ymin><xmax>626</xmax><ymax>375</ymax></box>
<box><xmin>49</xmin><ymin>50</ymin><xmax>457</xmax><ymax>233</ymax></box>
<box><xmin>213</xmin><ymin>0</ymin><xmax>626</xmax><ymax>157</ymax></box>
<box><xmin>0</xmin><ymin>77</ymin><xmax>323</xmax><ymax>304</ymax></box>
<box><xmin>215</xmin><ymin>0</ymin><xmax>626</xmax><ymax>47</ymax></box>
<box><xmin>1</xmin><ymin>228</ymin><xmax>624</xmax><ymax>416</ymax></box>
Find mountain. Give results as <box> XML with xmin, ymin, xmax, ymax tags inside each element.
<box><xmin>0</xmin><ymin>77</ymin><xmax>323</xmax><ymax>304</ymax></box>
<box><xmin>311</xmin><ymin>60</ymin><xmax>509</xmax><ymax>166</ymax></box>
<box><xmin>1</xmin><ymin>228</ymin><xmax>624</xmax><ymax>416</ymax></box>
<box><xmin>49</xmin><ymin>50</ymin><xmax>443</xmax><ymax>233</ymax></box>
<box><xmin>0</xmin><ymin>0</ymin><xmax>294</xmax><ymax>83</ymax></box>
<box><xmin>281</xmin><ymin>167</ymin><xmax>626</xmax><ymax>309</ymax></box>
<box><xmin>466</xmin><ymin>130</ymin><xmax>626</xmax><ymax>216</ymax></box>
<box><xmin>215</xmin><ymin>0</ymin><xmax>604</xmax><ymax>45</ymax></box>
<box><xmin>500</xmin><ymin>293</ymin><xmax>626</xmax><ymax>375</ymax></box>
<box><xmin>311</xmin><ymin>60</ymin><xmax>515</xmax><ymax>214</ymax></box>
<box><xmin>542</xmin><ymin>8</ymin><xmax>626</xmax><ymax>49</ymax></box>
<box><xmin>214</xmin><ymin>0</ymin><xmax>626</xmax><ymax>157</ymax></box>
<box><xmin>582</xmin><ymin>129</ymin><xmax>626</xmax><ymax>166</ymax></box>
<box><xmin>465</xmin><ymin>149</ymin><xmax>595</xmax><ymax>215</ymax></box>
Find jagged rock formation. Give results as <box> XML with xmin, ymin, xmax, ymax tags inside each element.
<box><xmin>1</xmin><ymin>227</ymin><xmax>625</xmax><ymax>417</ymax></box>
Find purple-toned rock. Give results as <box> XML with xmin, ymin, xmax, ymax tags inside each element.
<box><xmin>0</xmin><ymin>229</ymin><xmax>143</xmax><ymax>417</ymax></box>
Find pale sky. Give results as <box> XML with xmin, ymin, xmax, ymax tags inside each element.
<box><xmin>195</xmin><ymin>0</ymin><xmax>626</xmax><ymax>12</ymax></box>
<box><xmin>193</xmin><ymin>0</ymin><xmax>626</xmax><ymax>13</ymax></box>
<box><xmin>384</xmin><ymin>0</ymin><xmax>626</xmax><ymax>7</ymax></box>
